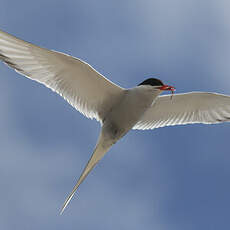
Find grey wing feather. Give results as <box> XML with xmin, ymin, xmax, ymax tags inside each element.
<box><xmin>133</xmin><ymin>92</ymin><xmax>230</xmax><ymax>130</ymax></box>
<box><xmin>0</xmin><ymin>30</ymin><xmax>123</xmax><ymax>121</ymax></box>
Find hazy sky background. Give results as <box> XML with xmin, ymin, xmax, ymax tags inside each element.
<box><xmin>0</xmin><ymin>0</ymin><xmax>230</xmax><ymax>229</ymax></box>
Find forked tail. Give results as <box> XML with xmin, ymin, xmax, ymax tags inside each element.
<box><xmin>60</xmin><ymin>131</ymin><xmax>112</xmax><ymax>214</ymax></box>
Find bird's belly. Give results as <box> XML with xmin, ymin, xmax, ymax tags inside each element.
<box><xmin>110</xmin><ymin>103</ymin><xmax>146</xmax><ymax>128</ymax></box>
<box><xmin>104</xmin><ymin>91</ymin><xmax>153</xmax><ymax>139</ymax></box>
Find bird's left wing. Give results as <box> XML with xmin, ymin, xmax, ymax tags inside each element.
<box><xmin>133</xmin><ymin>92</ymin><xmax>230</xmax><ymax>130</ymax></box>
<box><xmin>0</xmin><ymin>30</ymin><xmax>123</xmax><ymax>122</ymax></box>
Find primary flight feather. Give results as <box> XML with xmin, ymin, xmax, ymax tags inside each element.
<box><xmin>0</xmin><ymin>30</ymin><xmax>230</xmax><ymax>214</ymax></box>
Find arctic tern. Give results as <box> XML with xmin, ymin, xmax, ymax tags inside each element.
<box><xmin>0</xmin><ymin>30</ymin><xmax>230</xmax><ymax>214</ymax></box>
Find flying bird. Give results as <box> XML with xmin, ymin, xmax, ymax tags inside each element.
<box><xmin>0</xmin><ymin>30</ymin><xmax>230</xmax><ymax>214</ymax></box>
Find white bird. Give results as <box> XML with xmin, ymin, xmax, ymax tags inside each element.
<box><xmin>0</xmin><ymin>30</ymin><xmax>230</xmax><ymax>214</ymax></box>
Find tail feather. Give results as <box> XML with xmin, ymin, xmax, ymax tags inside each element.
<box><xmin>60</xmin><ymin>131</ymin><xmax>112</xmax><ymax>214</ymax></box>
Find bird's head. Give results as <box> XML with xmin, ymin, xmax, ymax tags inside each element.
<box><xmin>138</xmin><ymin>78</ymin><xmax>175</xmax><ymax>95</ymax></box>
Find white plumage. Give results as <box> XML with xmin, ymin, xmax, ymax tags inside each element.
<box><xmin>134</xmin><ymin>92</ymin><xmax>230</xmax><ymax>129</ymax></box>
<box><xmin>0</xmin><ymin>30</ymin><xmax>229</xmax><ymax>214</ymax></box>
<box><xmin>0</xmin><ymin>30</ymin><xmax>123</xmax><ymax>122</ymax></box>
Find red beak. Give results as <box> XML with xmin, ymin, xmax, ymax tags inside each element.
<box><xmin>158</xmin><ymin>85</ymin><xmax>175</xmax><ymax>92</ymax></box>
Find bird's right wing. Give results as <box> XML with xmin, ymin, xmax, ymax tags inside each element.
<box><xmin>0</xmin><ymin>30</ymin><xmax>123</xmax><ymax>122</ymax></box>
<box><xmin>133</xmin><ymin>92</ymin><xmax>230</xmax><ymax>130</ymax></box>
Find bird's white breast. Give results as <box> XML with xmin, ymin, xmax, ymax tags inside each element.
<box><xmin>103</xmin><ymin>87</ymin><xmax>160</xmax><ymax>140</ymax></box>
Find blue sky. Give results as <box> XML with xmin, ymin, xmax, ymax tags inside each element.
<box><xmin>0</xmin><ymin>0</ymin><xmax>230</xmax><ymax>229</ymax></box>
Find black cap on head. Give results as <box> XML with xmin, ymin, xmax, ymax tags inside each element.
<box><xmin>138</xmin><ymin>78</ymin><xmax>164</xmax><ymax>87</ymax></box>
